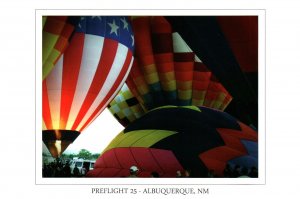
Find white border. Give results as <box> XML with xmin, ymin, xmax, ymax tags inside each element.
<box><xmin>36</xmin><ymin>9</ymin><xmax>266</xmax><ymax>185</ymax></box>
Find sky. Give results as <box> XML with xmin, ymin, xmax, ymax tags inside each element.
<box><xmin>43</xmin><ymin>108</ymin><xmax>124</xmax><ymax>155</ymax></box>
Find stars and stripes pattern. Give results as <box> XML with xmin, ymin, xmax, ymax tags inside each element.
<box><xmin>43</xmin><ymin>16</ymin><xmax>134</xmax><ymax>133</ymax></box>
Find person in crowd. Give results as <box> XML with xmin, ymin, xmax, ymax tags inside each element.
<box><xmin>63</xmin><ymin>161</ymin><xmax>71</xmax><ymax>177</ymax></box>
<box><xmin>233</xmin><ymin>165</ymin><xmax>241</xmax><ymax>177</ymax></box>
<box><xmin>151</xmin><ymin>171</ymin><xmax>159</xmax><ymax>178</ymax></box>
<box><xmin>184</xmin><ymin>168</ymin><xmax>192</xmax><ymax>177</ymax></box>
<box><xmin>248</xmin><ymin>166</ymin><xmax>258</xmax><ymax>178</ymax></box>
<box><xmin>73</xmin><ymin>165</ymin><xmax>80</xmax><ymax>177</ymax></box>
<box><xmin>207</xmin><ymin>169</ymin><xmax>215</xmax><ymax>178</ymax></box>
<box><xmin>238</xmin><ymin>167</ymin><xmax>250</xmax><ymax>178</ymax></box>
<box><xmin>54</xmin><ymin>163</ymin><xmax>63</xmax><ymax>177</ymax></box>
<box><xmin>223</xmin><ymin>163</ymin><xmax>233</xmax><ymax>177</ymax></box>
<box><xmin>128</xmin><ymin>165</ymin><xmax>139</xmax><ymax>177</ymax></box>
<box><xmin>176</xmin><ymin>170</ymin><xmax>183</xmax><ymax>177</ymax></box>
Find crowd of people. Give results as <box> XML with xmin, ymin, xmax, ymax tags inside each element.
<box><xmin>222</xmin><ymin>164</ymin><xmax>258</xmax><ymax>178</ymax></box>
<box><xmin>42</xmin><ymin>160</ymin><xmax>84</xmax><ymax>177</ymax></box>
<box><xmin>43</xmin><ymin>162</ymin><xmax>258</xmax><ymax>178</ymax></box>
<box><xmin>127</xmin><ymin>164</ymin><xmax>258</xmax><ymax>178</ymax></box>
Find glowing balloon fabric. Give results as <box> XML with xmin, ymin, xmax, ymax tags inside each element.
<box><xmin>42</xmin><ymin>16</ymin><xmax>135</xmax><ymax>158</ymax></box>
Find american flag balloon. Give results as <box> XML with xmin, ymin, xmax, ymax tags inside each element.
<box><xmin>42</xmin><ymin>16</ymin><xmax>134</xmax><ymax>158</ymax></box>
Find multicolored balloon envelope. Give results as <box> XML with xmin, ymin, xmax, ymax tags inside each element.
<box><xmin>107</xmin><ymin>83</ymin><xmax>146</xmax><ymax>126</ymax></box>
<box><xmin>108</xmin><ymin>16</ymin><xmax>232</xmax><ymax>126</ymax></box>
<box><xmin>87</xmin><ymin>106</ymin><xmax>258</xmax><ymax>177</ymax></box>
<box><xmin>42</xmin><ymin>16</ymin><xmax>135</xmax><ymax>158</ymax></box>
<box><xmin>42</xmin><ymin>16</ymin><xmax>80</xmax><ymax>80</ymax></box>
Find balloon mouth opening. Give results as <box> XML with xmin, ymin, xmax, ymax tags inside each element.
<box><xmin>42</xmin><ymin>130</ymin><xmax>80</xmax><ymax>141</ymax></box>
<box><xmin>42</xmin><ymin>130</ymin><xmax>80</xmax><ymax>158</ymax></box>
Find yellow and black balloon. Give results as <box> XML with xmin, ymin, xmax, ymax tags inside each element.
<box><xmin>87</xmin><ymin>106</ymin><xmax>258</xmax><ymax>177</ymax></box>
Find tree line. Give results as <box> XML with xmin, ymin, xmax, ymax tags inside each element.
<box><xmin>43</xmin><ymin>149</ymin><xmax>100</xmax><ymax>161</ymax></box>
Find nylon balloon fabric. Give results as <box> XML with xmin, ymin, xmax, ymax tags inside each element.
<box><xmin>42</xmin><ymin>16</ymin><xmax>80</xmax><ymax>79</ymax></box>
<box><xmin>87</xmin><ymin>106</ymin><xmax>258</xmax><ymax>178</ymax></box>
<box><xmin>42</xmin><ymin>16</ymin><xmax>135</xmax><ymax>158</ymax></box>
<box><xmin>108</xmin><ymin>16</ymin><xmax>232</xmax><ymax>126</ymax></box>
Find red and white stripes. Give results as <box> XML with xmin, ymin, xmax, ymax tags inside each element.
<box><xmin>43</xmin><ymin>33</ymin><xmax>134</xmax><ymax>132</ymax></box>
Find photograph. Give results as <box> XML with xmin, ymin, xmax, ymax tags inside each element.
<box><xmin>2</xmin><ymin>1</ymin><xmax>300</xmax><ymax>199</ymax></box>
<box><xmin>40</xmin><ymin>14</ymin><xmax>261</xmax><ymax>180</ymax></box>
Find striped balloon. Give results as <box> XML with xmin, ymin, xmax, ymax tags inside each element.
<box><xmin>129</xmin><ymin>16</ymin><xmax>232</xmax><ymax>110</ymax></box>
<box><xmin>42</xmin><ymin>16</ymin><xmax>134</xmax><ymax>158</ymax></box>
<box><xmin>42</xmin><ymin>16</ymin><xmax>79</xmax><ymax>80</ymax></box>
<box><xmin>108</xmin><ymin>17</ymin><xmax>232</xmax><ymax>126</ymax></box>
<box><xmin>172</xmin><ymin>33</ymin><xmax>232</xmax><ymax>110</ymax></box>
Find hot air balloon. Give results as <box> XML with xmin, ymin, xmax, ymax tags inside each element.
<box><xmin>108</xmin><ymin>16</ymin><xmax>232</xmax><ymax>126</ymax></box>
<box><xmin>165</xmin><ymin>16</ymin><xmax>258</xmax><ymax>127</ymax></box>
<box><xmin>42</xmin><ymin>16</ymin><xmax>135</xmax><ymax>158</ymax></box>
<box><xmin>87</xmin><ymin>106</ymin><xmax>258</xmax><ymax>178</ymax></box>
<box><xmin>43</xmin><ymin>16</ymin><xmax>80</xmax><ymax>79</ymax></box>
<box><xmin>107</xmin><ymin>83</ymin><xmax>146</xmax><ymax>126</ymax></box>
